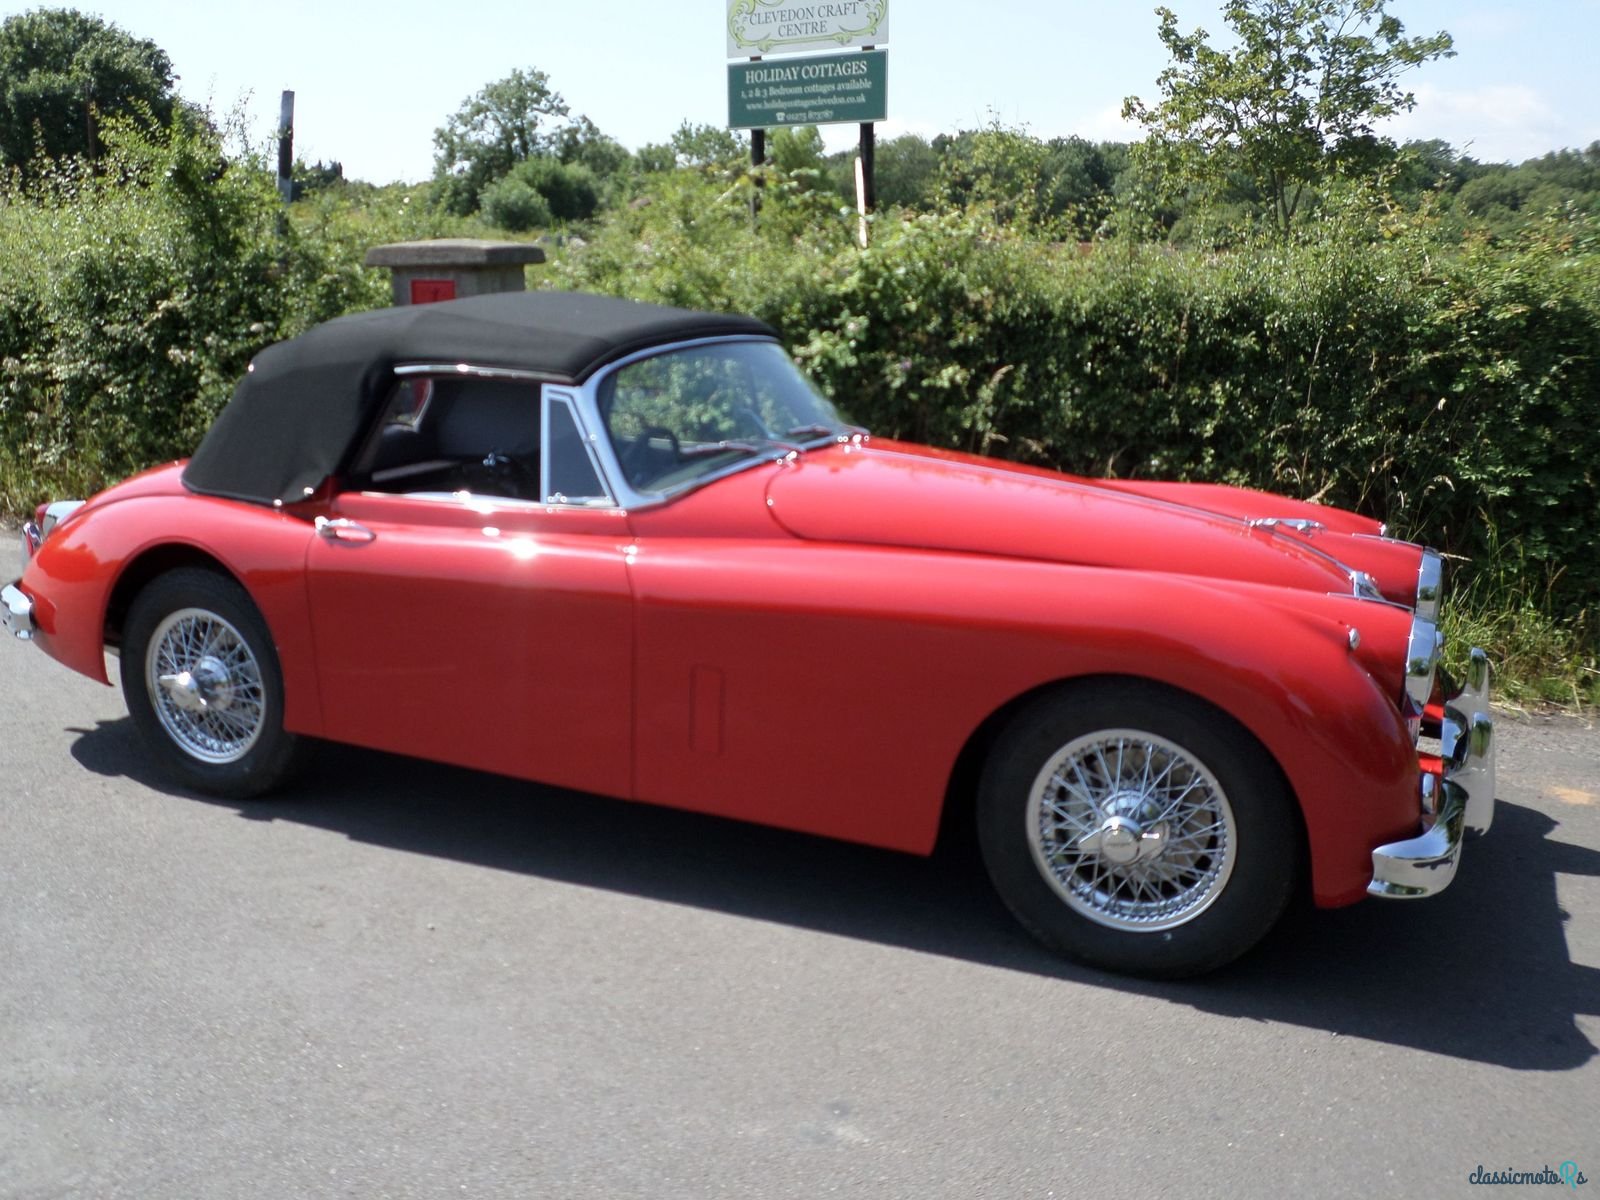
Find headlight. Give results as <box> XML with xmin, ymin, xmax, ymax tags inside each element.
<box><xmin>1416</xmin><ymin>549</ymin><xmax>1443</xmax><ymax>623</ymax></box>
<box><xmin>1403</xmin><ymin>613</ymin><xmax>1441</xmax><ymax>743</ymax></box>
<box><xmin>20</xmin><ymin>522</ymin><xmax>42</xmax><ymax>575</ymax></box>
<box><xmin>39</xmin><ymin>499</ymin><xmax>86</xmax><ymax>540</ymax></box>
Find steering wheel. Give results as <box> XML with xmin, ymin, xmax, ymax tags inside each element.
<box><xmin>732</xmin><ymin>406</ymin><xmax>774</xmax><ymax>439</ymax></box>
<box><xmin>620</xmin><ymin>425</ymin><xmax>681</xmax><ymax>487</ymax></box>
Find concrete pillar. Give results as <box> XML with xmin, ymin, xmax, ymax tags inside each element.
<box><xmin>363</xmin><ymin>239</ymin><xmax>547</xmax><ymax>306</ymax></box>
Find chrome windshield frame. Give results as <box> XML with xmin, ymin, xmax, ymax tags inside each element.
<box><xmin>573</xmin><ymin>334</ymin><xmax>859</xmax><ymax>511</ymax></box>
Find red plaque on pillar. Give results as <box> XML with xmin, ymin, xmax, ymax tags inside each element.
<box><xmin>410</xmin><ymin>278</ymin><xmax>457</xmax><ymax>304</ymax></box>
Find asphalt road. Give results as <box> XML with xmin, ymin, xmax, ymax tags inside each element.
<box><xmin>2</xmin><ymin>626</ymin><xmax>1597</xmax><ymax>1199</ymax></box>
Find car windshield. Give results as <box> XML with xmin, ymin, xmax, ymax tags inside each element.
<box><xmin>598</xmin><ymin>340</ymin><xmax>855</xmax><ymax>494</ymax></box>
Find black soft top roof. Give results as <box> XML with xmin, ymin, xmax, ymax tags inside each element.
<box><xmin>182</xmin><ymin>290</ymin><xmax>777</xmax><ymax>506</ymax></box>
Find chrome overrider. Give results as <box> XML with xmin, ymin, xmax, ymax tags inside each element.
<box><xmin>1368</xmin><ymin>615</ymin><xmax>1497</xmax><ymax>900</ymax></box>
<box><xmin>7</xmin><ymin>501</ymin><xmax>84</xmax><ymax>641</ymax></box>
<box><xmin>2</xmin><ymin>581</ymin><xmax>33</xmax><ymax>640</ymax></box>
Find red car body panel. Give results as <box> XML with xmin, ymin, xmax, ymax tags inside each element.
<box><xmin>303</xmin><ymin>491</ymin><xmax>636</xmax><ymax>799</ymax></box>
<box><xmin>17</xmin><ymin>444</ymin><xmax>1426</xmax><ymax>908</ymax></box>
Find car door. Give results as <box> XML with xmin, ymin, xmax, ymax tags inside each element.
<box><xmin>303</xmin><ymin>373</ymin><xmax>635</xmax><ymax>798</ymax></box>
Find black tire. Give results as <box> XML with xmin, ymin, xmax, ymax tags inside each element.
<box><xmin>977</xmin><ymin>679</ymin><xmax>1300</xmax><ymax>978</ymax></box>
<box><xmin>120</xmin><ymin>567</ymin><xmax>306</xmax><ymax>798</ymax></box>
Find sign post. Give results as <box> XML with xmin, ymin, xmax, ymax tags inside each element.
<box><xmin>276</xmin><ymin>90</ymin><xmax>295</xmax><ymax>206</ymax></box>
<box><xmin>726</xmin><ymin>1</ymin><xmax>889</xmax><ymax>227</ymax></box>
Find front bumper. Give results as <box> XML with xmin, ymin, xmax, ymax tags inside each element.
<box><xmin>2</xmin><ymin>581</ymin><xmax>35</xmax><ymax>640</ymax></box>
<box><xmin>1368</xmin><ymin>648</ymin><xmax>1496</xmax><ymax>899</ymax></box>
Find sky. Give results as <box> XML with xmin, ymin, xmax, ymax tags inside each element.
<box><xmin>30</xmin><ymin>0</ymin><xmax>1600</xmax><ymax>184</ymax></box>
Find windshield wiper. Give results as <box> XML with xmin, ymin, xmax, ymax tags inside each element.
<box><xmin>680</xmin><ymin>437</ymin><xmax>800</xmax><ymax>458</ymax></box>
<box><xmin>784</xmin><ymin>423</ymin><xmax>865</xmax><ymax>443</ymax></box>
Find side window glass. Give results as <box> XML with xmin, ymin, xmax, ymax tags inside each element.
<box><xmin>352</xmin><ymin>376</ymin><xmax>541</xmax><ymax>501</ymax></box>
<box><xmin>545</xmin><ymin>398</ymin><xmax>610</xmax><ymax>504</ymax></box>
<box><xmin>386</xmin><ymin>378</ymin><xmax>433</xmax><ymax>429</ymax></box>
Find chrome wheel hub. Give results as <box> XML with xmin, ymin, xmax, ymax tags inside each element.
<box><xmin>1079</xmin><ymin>811</ymin><xmax>1169</xmax><ymax>866</ymax></box>
<box><xmin>1027</xmin><ymin>730</ymin><xmax>1237</xmax><ymax>932</ymax></box>
<box><xmin>145</xmin><ymin>608</ymin><xmax>265</xmax><ymax>764</ymax></box>
<box><xmin>159</xmin><ymin>655</ymin><xmax>238</xmax><ymax>714</ymax></box>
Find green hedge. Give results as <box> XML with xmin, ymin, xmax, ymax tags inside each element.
<box><xmin>0</xmin><ymin>119</ymin><xmax>472</xmax><ymax>509</ymax></box>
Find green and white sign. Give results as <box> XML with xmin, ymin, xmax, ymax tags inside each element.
<box><xmin>728</xmin><ymin>50</ymin><xmax>886</xmax><ymax>129</ymax></box>
<box><xmin>726</xmin><ymin>0</ymin><xmax>888</xmax><ymax>59</ymax></box>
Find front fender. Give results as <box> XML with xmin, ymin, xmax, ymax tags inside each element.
<box><xmin>936</xmin><ymin>564</ymin><xmax>1420</xmax><ymax>908</ymax></box>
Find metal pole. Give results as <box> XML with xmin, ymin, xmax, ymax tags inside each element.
<box><xmin>750</xmin><ymin>128</ymin><xmax>765</xmax><ymax>227</ymax></box>
<box><xmin>277</xmin><ymin>90</ymin><xmax>295</xmax><ymax>205</ymax></box>
<box><xmin>83</xmin><ymin>79</ymin><xmax>96</xmax><ymax>160</ymax></box>
<box><xmin>748</xmin><ymin>53</ymin><xmax>764</xmax><ymax>228</ymax></box>
<box><xmin>858</xmin><ymin>121</ymin><xmax>876</xmax><ymax>214</ymax></box>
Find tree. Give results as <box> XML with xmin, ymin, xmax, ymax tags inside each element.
<box><xmin>431</xmin><ymin>68</ymin><xmax>571</xmax><ymax>215</ymax></box>
<box><xmin>553</xmin><ymin>115</ymin><xmax>632</xmax><ymax>181</ymax></box>
<box><xmin>0</xmin><ymin>8</ymin><xmax>178</xmax><ymax>174</ymax></box>
<box><xmin>1123</xmin><ymin>1</ymin><xmax>1453</xmax><ymax>236</ymax></box>
<box><xmin>1039</xmin><ymin>137</ymin><xmax>1129</xmax><ymax>236</ymax></box>
<box><xmin>635</xmin><ymin>141</ymin><xmax>677</xmax><ymax>174</ymax></box>
<box><xmin>871</xmin><ymin>133</ymin><xmax>940</xmax><ymax>209</ymax></box>
<box><xmin>935</xmin><ymin>121</ymin><xmax>1056</xmax><ymax>230</ymax></box>
<box><xmin>668</xmin><ymin>121</ymin><xmax>746</xmax><ymax>170</ymax></box>
<box><xmin>768</xmin><ymin>125</ymin><xmax>824</xmax><ymax>174</ymax></box>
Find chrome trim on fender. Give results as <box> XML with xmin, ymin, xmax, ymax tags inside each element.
<box><xmin>1246</xmin><ymin>517</ymin><xmax>1326</xmax><ymax>535</ymax></box>
<box><xmin>1351</xmin><ymin>570</ymin><xmax>1384</xmax><ymax>602</ymax></box>
<box><xmin>2</xmin><ymin>582</ymin><xmax>35</xmax><ymax>640</ymax></box>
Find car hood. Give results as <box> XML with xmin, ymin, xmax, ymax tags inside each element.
<box><xmin>764</xmin><ymin>441</ymin><xmax>1422</xmax><ymax>603</ymax></box>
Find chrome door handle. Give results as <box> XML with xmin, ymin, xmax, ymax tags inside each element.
<box><xmin>315</xmin><ymin>517</ymin><xmax>377</xmax><ymax>544</ymax></box>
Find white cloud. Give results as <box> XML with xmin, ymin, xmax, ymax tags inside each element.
<box><xmin>1066</xmin><ymin>103</ymin><xmax>1143</xmax><ymax>144</ymax></box>
<box><xmin>1381</xmin><ymin>83</ymin><xmax>1573</xmax><ymax>163</ymax></box>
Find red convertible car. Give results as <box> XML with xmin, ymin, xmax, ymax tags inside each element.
<box><xmin>3</xmin><ymin>291</ymin><xmax>1496</xmax><ymax>976</ymax></box>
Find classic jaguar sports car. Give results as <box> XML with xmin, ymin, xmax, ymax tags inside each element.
<box><xmin>4</xmin><ymin>290</ymin><xmax>1496</xmax><ymax>976</ymax></box>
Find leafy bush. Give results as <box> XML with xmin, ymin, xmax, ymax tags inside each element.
<box><xmin>0</xmin><ymin>116</ymin><xmax>386</xmax><ymax>509</ymax></box>
<box><xmin>480</xmin><ymin>173</ymin><xmax>553</xmax><ymax>232</ymax></box>
<box><xmin>512</xmin><ymin>156</ymin><xmax>599</xmax><ymax>222</ymax></box>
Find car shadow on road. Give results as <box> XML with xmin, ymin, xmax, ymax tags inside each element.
<box><xmin>72</xmin><ymin>717</ymin><xmax>1599</xmax><ymax>1072</ymax></box>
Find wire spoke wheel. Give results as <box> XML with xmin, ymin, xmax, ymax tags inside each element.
<box><xmin>1028</xmin><ymin>729</ymin><xmax>1237</xmax><ymax>932</ymax></box>
<box><xmin>144</xmin><ymin>606</ymin><xmax>266</xmax><ymax>764</ymax></box>
<box><xmin>980</xmin><ymin>683</ymin><xmax>1297</xmax><ymax>977</ymax></box>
